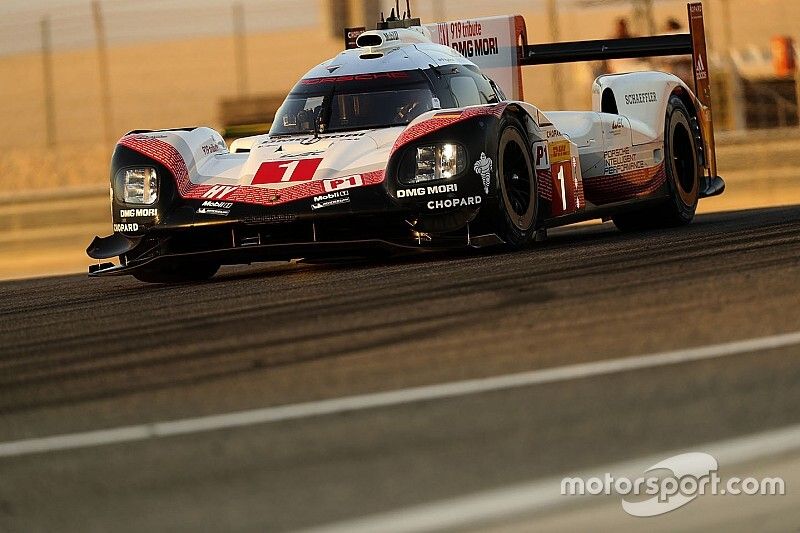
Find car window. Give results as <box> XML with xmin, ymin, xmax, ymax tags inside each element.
<box><xmin>328</xmin><ymin>88</ymin><xmax>434</xmax><ymax>131</ymax></box>
<box><xmin>446</xmin><ymin>67</ymin><xmax>501</xmax><ymax>107</ymax></box>
<box><xmin>276</xmin><ymin>96</ymin><xmax>324</xmax><ymax>134</ymax></box>
<box><xmin>449</xmin><ymin>76</ymin><xmax>482</xmax><ymax>107</ymax></box>
<box><xmin>270</xmin><ymin>70</ymin><xmax>436</xmax><ymax>135</ymax></box>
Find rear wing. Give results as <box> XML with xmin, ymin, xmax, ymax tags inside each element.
<box><xmin>521</xmin><ymin>2</ymin><xmax>716</xmax><ymax>180</ymax></box>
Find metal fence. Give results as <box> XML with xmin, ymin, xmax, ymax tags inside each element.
<box><xmin>0</xmin><ymin>0</ymin><xmax>317</xmax><ymax>56</ymax></box>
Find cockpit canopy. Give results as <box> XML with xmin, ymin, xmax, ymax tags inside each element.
<box><xmin>270</xmin><ymin>66</ymin><xmax>504</xmax><ymax>136</ymax></box>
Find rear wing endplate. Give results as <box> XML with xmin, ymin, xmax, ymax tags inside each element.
<box><xmin>521</xmin><ymin>2</ymin><xmax>717</xmax><ymax>180</ymax></box>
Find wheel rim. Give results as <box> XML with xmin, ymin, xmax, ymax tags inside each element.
<box><xmin>499</xmin><ymin>128</ymin><xmax>535</xmax><ymax>230</ymax></box>
<box><xmin>670</xmin><ymin>120</ymin><xmax>698</xmax><ymax>206</ymax></box>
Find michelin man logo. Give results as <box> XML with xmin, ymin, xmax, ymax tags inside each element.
<box><xmin>474</xmin><ymin>153</ymin><xmax>493</xmax><ymax>194</ymax></box>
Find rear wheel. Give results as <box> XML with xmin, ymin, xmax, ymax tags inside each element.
<box><xmin>613</xmin><ymin>95</ymin><xmax>701</xmax><ymax>232</ymax></box>
<box><xmin>491</xmin><ymin>117</ymin><xmax>538</xmax><ymax>249</ymax></box>
<box><xmin>132</xmin><ymin>259</ymin><xmax>220</xmax><ymax>284</ymax></box>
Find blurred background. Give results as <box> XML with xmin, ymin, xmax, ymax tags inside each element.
<box><xmin>1</xmin><ymin>0</ymin><xmax>799</xmax><ymax>278</ymax></box>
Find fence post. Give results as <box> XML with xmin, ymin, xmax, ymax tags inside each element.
<box><xmin>432</xmin><ymin>0</ymin><xmax>445</xmax><ymax>23</ymax></box>
<box><xmin>547</xmin><ymin>0</ymin><xmax>564</xmax><ymax>110</ymax></box>
<box><xmin>40</xmin><ymin>17</ymin><xmax>57</xmax><ymax>147</ymax></box>
<box><xmin>631</xmin><ymin>0</ymin><xmax>656</xmax><ymax>36</ymax></box>
<box><xmin>92</xmin><ymin>1</ymin><xmax>114</xmax><ymax>145</ymax></box>
<box><xmin>715</xmin><ymin>0</ymin><xmax>745</xmax><ymax>130</ymax></box>
<box><xmin>795</xmin><ymin>44</ymin><xmax>800</xmax><ymax>128</ymax></box>
<box><xmin>233</xmin><ymin>2</ymin><xmax>249</xmax><ymax>97</ymax></box>
<box><xmin>643</xmin><ymin>0</ymin><xmax>656</xmax><ymax>35</ymax></box>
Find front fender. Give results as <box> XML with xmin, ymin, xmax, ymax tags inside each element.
<box><xmin>382</xmin><ymin>108</ymin><xmax>506</xmax><ymax>233</ymax></box>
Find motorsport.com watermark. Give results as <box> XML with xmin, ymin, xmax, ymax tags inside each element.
<box><xmin>561</xmin><ymin>452</ymin><xmax>786</xmax><ymax>517</ymax></box>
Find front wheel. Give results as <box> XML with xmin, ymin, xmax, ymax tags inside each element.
<box><xmin>490</xmin><ymin>116</ymin><xmax>538</xmax><ymax>249</ymax></box>
<box><xmin>132</xmin><ymin>259</ymin><xmax>220</xmax><ymax>284</ymax></box>
<box><xmin>613</xmin><ymin>95</ymin><xmax>701</xmax><ymax>232</ymax></box>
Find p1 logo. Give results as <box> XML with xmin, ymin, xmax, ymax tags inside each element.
<box><xmin>324</xmin><ymin>175</ymin><xmax>363</xmax><ymax>193</ymax></box>
<box><xmin>533</xmin><ymin>141</ymin><xmax>550</xmax><ymax>170</ymax></box>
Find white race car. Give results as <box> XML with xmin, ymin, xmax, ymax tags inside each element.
<box><xmin>88</xmin><ymin>2</ymin><xmax>723</xmax><ymax>283</ymax></box>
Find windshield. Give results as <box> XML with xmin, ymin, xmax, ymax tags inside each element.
<box><xmin>270</xmin><ymin>71</ymin><xmax>435</xmax><ymax>135</ymax></box>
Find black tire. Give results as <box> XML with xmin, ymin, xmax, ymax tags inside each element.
<box><xmin>132</xmin><ymin>259</ymin><xmax>220</xmax><ymax>284</ymax></box>
<box><xmin>613</xmin><ymin>95</ymin><xmax>701</xmax><ymax>232</ymax></box>
<box><xmin>491</xmin><ymin>116</ymin><xmax>538</xmax><ymax>249</ymax></box>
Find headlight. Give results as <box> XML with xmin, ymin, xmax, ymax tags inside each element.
<box><xmin>400</xmin><ymin>143</ymin><xmax>467</xmax><ymax>185</ymax></box>
<box><xmin>119</xmin><ymin>167</ymin><xmax>158</xmax><ymax>204</ymax></box>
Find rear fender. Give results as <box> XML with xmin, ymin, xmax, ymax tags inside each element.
<box><xmin>592</xmin><ymin>71</ymin><xmax>688</xmax><ymax>146</ymax></box>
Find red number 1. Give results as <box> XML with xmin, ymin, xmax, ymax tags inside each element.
<box><xmin>252</xmin><ymin>158</ymin><xmax>323</xmax><ymax>184</ymax></box>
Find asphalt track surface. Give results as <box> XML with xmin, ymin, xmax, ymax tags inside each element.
<box><xmin>1</xmin><ymin>205</ymin><xmax>800</xmax><ymax>532</ymax></box>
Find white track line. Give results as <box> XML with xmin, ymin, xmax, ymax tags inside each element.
<box><xmin>301</xmin><ymin>422</ymin><xmax>800</xmax><ymax>533</ymax></box>
<box><xmin>1</xmin><ymin>331</ymin><xmax>799</xmax><ymax>459</ymax></box>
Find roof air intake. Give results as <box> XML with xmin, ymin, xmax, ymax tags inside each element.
<box><xmin>356</xmin><ymin>34</ymin><xmax>383</xmax><ymax>48</ymax></box>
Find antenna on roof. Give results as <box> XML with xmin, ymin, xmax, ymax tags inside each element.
<box><xmin>376</xmin><ymin>0</ymin><xmax>421</xmax><ymax>30</ymax></box>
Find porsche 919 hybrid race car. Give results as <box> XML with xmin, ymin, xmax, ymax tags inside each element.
<box><xmin>88</xmin><ymin>2</ymin><xmax>724</xmax><ymax>283</ymax></box>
